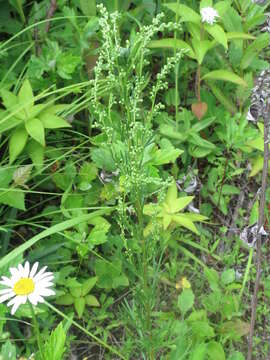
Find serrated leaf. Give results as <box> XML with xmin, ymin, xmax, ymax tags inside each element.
<box><xmin>9</xmin><ymin>126</ymin><xmax>28</xmax><ymax>164</ymax></box>
<box><xmin>39</xmin><ymin>322</ymin><xmax>66</xmax><ymax>360</ymax></box>
<box><xmin>39</xmin><ymin>113</ymin><xmax>71</xmax><ymax>129</ymax></box>
<box><xmin>202</xmin><ymin>70</ymin><xmax>247</xmax><ymax>86</ymax></box>
<box><xmin>165</xmin><ymin>182</ymin><xmax>178</xmax><ymax>206</ymax></box>
<box><xmin>25</xmin><ymin>117</ymin><xmax>45</xmax><ymax>146</ymax></box>
<box><xmin>148</xmin><ymin>38</ymin><xmax>195</xmax><ymax>58</ymax></box>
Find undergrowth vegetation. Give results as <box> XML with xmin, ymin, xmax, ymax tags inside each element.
<box><xmin>0</xmin><ymin>0</ymin><xmax>270</xmax><ymax>359</ymax></box>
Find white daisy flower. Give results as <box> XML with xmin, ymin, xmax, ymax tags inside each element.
<box><xmin>0</xmin><ymin>261</ymin><xmax>55</xmax><ymax>315</ymax></box>
<box><xmin>200</xmin><ymin>7</ymin><xmax>220</xmax><ymax>25</ymax></box>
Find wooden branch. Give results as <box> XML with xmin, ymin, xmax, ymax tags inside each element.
<box><xmin>247</xmin><ymin>109</ymin><xmax>269</xmax><ymax>360</ymax></box>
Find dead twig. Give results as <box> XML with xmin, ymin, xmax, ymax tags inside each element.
<box><xmin>44</xmin><ymin>0</ymin><xmax>57</xmax><ymax>33</ymax></box>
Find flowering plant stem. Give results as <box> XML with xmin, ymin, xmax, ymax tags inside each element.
<box><xmin>29</xmin><ymin>302</ymin><xmax>43</xmax><ymax>360</ymax></box>
<box><xmin>45</xmin><ymin>301</ymin><xmax>127</xmax><ymax>360</ymax></box>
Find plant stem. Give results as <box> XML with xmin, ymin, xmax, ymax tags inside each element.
<box><xmin>247</xmin><ymin>110</ymin><xmax>269</xmax><ymax>360</ymax></box>
<box><xmin>29</xmin><ymin>302</ymin><xmax>43</xmax><ymax>359</ymax></box>
<box><xmin>174</xmin><ymin>0</ymin><xmax>180</xmax><ymax>127</ymax></box>
<box><xmin>45</xmin><ymin>301</ymin><xmax>127</xmax><ymax>360</ymax></box>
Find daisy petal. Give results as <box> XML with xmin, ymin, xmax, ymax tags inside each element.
<box><xmin>0</xmin><ymin>292</ymin><xmax>15</xmax><ymax>303</ymax></box>
<box><xmin>23</xmin><ymin>261</ymin><xmax>30</xmax><ymax>278</ymax></box>
<box><xmin>29</xmin><ymin>262</ymin><xmax>39</xmax><ymax>278</ymax></box>
<box><xmin>0</xmin><ymin>276</ymin><xmax>13</xmax><ymax>287</ymax></box>
<box><xmin>0</xmin><ymin>288</ymin><xmax>13</xmax><ymax>295</ymax></box>
<box><xmin>38</xmin><ymin>288</ymin><xmax>55</xmax><ymax>297</ymax></box>
<box><xmin>33</xmin><ymin>271</ymin><xmax>53</xmax><ymax>282</ymax></box>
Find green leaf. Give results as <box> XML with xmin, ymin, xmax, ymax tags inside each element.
<box><xmin>80</xmin><ymin>0</ymin><xmax>96</xmax><ymax>16</ymax></box>
<box><xmin>74</xmin><ymin>297</ymin><xmax>86</xmax><ymax>318</ymax></box>
<box><xmin>39</xmin><ymin>322</ymin><xmax>66</xmax><ymax>360</ymax></box>
<box><xmin>189</xmin><ymin>343</ymin><xmax>207</xmax><ymax>360</ymax></box>
<box><xmin>164</xmin><ymin>3</ymin><xmax>201</xmax><ymax>24</ymax></box>
<box><xmin>1</xmin><ymin>340</ymin><xmax>16</xmax><ymax>360</ymax></box>
<box><xmin>18</xmin><ymin>79</ymin><xmax>34</xmax><ymax>113</ymax></box>
<box><xmin>55</xmin><ymin>294</ymin><xmax>74</xmax><ymax>306</ymax></box>
<box><xmin>85</xmin><ymin>294</ymin><xmax>100</xmax><ymax>307</ymax></box>
<box><xmin>39</xmin><ymin>113</ymin><xmax>71</xmax><ymax>129</ymax></box>
<box><xmin>170</xmin><ymin>196</ymin><xmax>194</xmax><ymax>213</ymax></box>
<box><xmin>148</xmin><ymin>39</ymin><xmax>196</xmax><ymax>58</ymax></box>
<box><xmin>173</xmin><ymin>214</ymin><xmax>199</xmax><ymax>234</ymax></box>
<box><xmin>191</xmin><ymin>321</ymin><xmax>215</xmax><ymax>339</ymax></box>
<box><xmin>241</xmin><ymin>33</ymin><xmax>270</xmax><ymax>69</ymax></box>
<box><xmin>9</xmin><ymin>126</ymin><xmax>28</xmax><ymax>164</ymax></box>
<box><xmin>204</xmin><ymin>24</ymin><xmax>228</xmax><ymax>50</ymax></box>
<box><xmin>0</xmin><ymin>89</ymin><xmax>18</xmax><ymax>110</ymax></box>
<box><xmin>25</xmin><ymin>118</ymin><xmax>45</xmax><ymax>146</ymax></box>
<box><xmin>228</xmin><ymin>352</ymin><xmax>245</xmax><ymax>360</ymax></box>
<box><xmin>165</xmin><ymin>182</ymin><xmax>178</xmax><ymax>206</ymax></box>
<box><xmin>152</xmin><ymin>147</ymin><xmax>183</xmax><ymax>166</ymax></box>
<box><xmin>207</xmin><ymin>341</ymin><xmax>225</xmax><ymax>360</ymax></box>
<box><xmin>227</xmin><ymin>32</ymin><xmax>255</xmax><ymax>40</ymax></box>
<box><xmin>202</xmin><ymin>70</ymin><xmax>247</xmax><ymax>86</ymax></box>
<box><xmin>178</xmin><ymin>288</ymin><xmax>194</xmax><ymax>316</ymax></box>
<box><xmin>0</xmin><ymin>209</ymin><xmax>112</xmax><ymax>271</ymax></box>
<box><xmin>0</xmin><ymin>189</ymin><xmax>25</xmax><ymax>210</ymax></box>
<box><xmin>81</xmin><ymin>277</ymin><xmax>98</xmax><ymax>296</ymax></box>
<box><xmin>221</xmin><ymin>269</ymin><xmax>235</xmax><ymax>285</ymax></box>
<box><xmin>192</xmin><ymin>38</ymin><xmax>213</xmax><ymax>64</ymax></box>
<box><xmin>26</xmin><ymin>139</ymin><xmax>44</xmax><ymax>169</ymax></box>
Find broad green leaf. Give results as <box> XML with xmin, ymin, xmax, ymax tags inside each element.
<box><xmin>0</xmin><ymin>89</ymin><xmax>18</xmax><ymax>110</ymax></box>
<box><xmin>192</xmin><ymin>38</ymin><xmax>213</xmax><ymax>64</ymax></box>
<box><xmin>74</xmin><ymin>297</ymin><xmax>86</xmax><ymax>318</ymax></box>
<box><xmin>25</xmin><ymin>117</ymin><xmax>45</xmax><ymax>146</ymax></box>
<box><xmin>159</xmin><ymin>124</ymin><xmax>186</xmax><ymax>141</ymax></box>
<box><xmin>163</xmin><ymin>214</ymin><xmax>172</xmax><ymax>229</ymax></box>
<box><xmin>18</xmin><ymin>79</ymin><xmax>34</xmax><ymax>113</ymax></box>
<box><xmin>81</xmin><ymin>277</ymin><xmax>98</xmax><ymax>296</ymax></box>
<box><xmin>28</xmin><ymin>104</ymin><xmax>47</xmax><ymax>118</ymax></box>
<box><xmin>189</xmin><ymin>132</ymin><xmax>216</xmax><ymax>149</ymax></box>
<box><xmin>1</xmin><ymin>340</ymin><xmax>16</xmax><ymax>360</ymax></box>
<box><xmin>207</xmin><ymin>82</ymin><xmax>237</xmax><ymax>114</ymax></box>
<box><xmin>249</xmin><ymin>156</ymin><xmax>265</xmax><ymax>177</ymax></box>
<box><xmin>9</xmin><ymin>126</ymin><xmax>28</xmax><ymax>164</ymax></box>
<box><xmin>85</xmin><ymin>294</ymin><xmax>100</xmax><ymax>307</ymax></box>
<box><xmin>200</xmin><ymin>0</ymin><xmax>212</xmax><ymax>9</ymax></box>
<box><xmin>26</xmin><ymin>139</ymin><xmax>44</xmax><ymax>169</ymax></box>
<box><xmin>148</xmin><ymin>39</ymin><xmax>196</xmax><ymax>58</ymax></box>
<box><xmin>173</xmin><ymin>214</ymin><xmax>199</xmax><ymax>234</ymax></box>
<box><xmin>178</xmin><ymin>288</ymin><xmax>194</xmax><ymax>316</ymax></box>
<box><xmin>152</xmin><ymin>147</ymin><xmax>183</xmax><ymax>165</ymax></box>
<box><xmin>205</xmin><ymin>24</ymin><xmax>228</xmax><ymax>50</ymax></box>
<box><xmin>249</xmin><ymin>137</ymin><xmax>264</xmax><ymax>151</ymax></box>
<box><xmin>39</xmin><ymin>113</ymin><xmax>71</xmax><ymax>129</ymax></box>
<box><xmin>0</xmin><ymin>112</ymin><xmax>22</xmax><ymax>134</ymax></box>
<box><xmin>55</xmin><ymin>294</ymin><xmax>74</xmax><ymax>305</ymax></box>
<box><xmin>164</xmin><ymin>3</ymin><xmax>201</xmax><ymax>24</ymax></box>
<box><xmin>227</xmin><ymin>32</ymin><xmax>255</xmax><ymax>41</ymax></box>
<box><xmin>221</xmin><ymin>269</ymin><xmax>235</xmax><ymax>285</ymax></box>
<box><xmin>80</xmin><ymin>0</ymin><xmax>96</xmax><ymax>16</ymax></box>
<box><xmin>219</xmin><ymin>319</ymin><xmax>250</xmax><ymax>338</ymax></box>
<box><xmin>165</xmin><ymin>182</ymin><xmax>178</xmax><ymax>206</ymax></box>
<box><xmin>241</xmin><ymin>33</ymin><xmax>270</xmax><ymax>69</ymax></box>
<box><xmin>170</xmin><ymin>196</ymin><xmax>194</xmax><ymax>213</ymax></box>
<box><xmin>0</xmin><ymin>189</ymin><xmax>25</xmax><ymax>210</ymax></box>
<box><xmin>189</xmin><ymin>343</ymin><xmax>207</xmax><ymax>360</ymax></box>
<box><xmin>191</xmin><ymin>321</ymin><xmax>215</xmax><ymax>339</ymax></box>
<box><xmin>202</xmin><ymin>70</ymin><xmax>247</xmax><ymax>86</ymax></box>
<box><xmin>207</xmin><ymin>341</ymin><xmax>225</xmax><ymax>360</ymax></box>
<box><xmin>228</xmin><ymin>352</ymin><xmax>245</xmax><ymax>360</ymax></box>
<box><xmin>143</xmin><ymin>203</ymin><xmax>162</xmax><ymax>216</ymax></box>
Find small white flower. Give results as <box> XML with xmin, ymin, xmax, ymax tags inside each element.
<box><xmin>0</xmin><ymin>261</ymin><xmax>55</xmax><ymax>315</ymax></box>
<box><xmin>200</xmin><ymin>7</ymin><xmax>220</xmax><ymax>25</ymax></box>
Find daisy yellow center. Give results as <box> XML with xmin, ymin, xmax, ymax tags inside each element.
<box><xmin>13</xmin><ymin>278</ymin><xmax>35</xmax><ymax>295</ymax></box>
